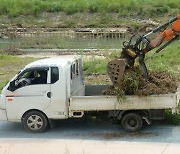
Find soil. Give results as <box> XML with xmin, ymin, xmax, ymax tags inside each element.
<box><xmin>91</xmin><ymin>132</ymin><xmax>159</xmax><ymax>140</ymax></box>
<box><xmin>137</xmin><ymin>71</ymin><xmax>178</xmax><ymax>95</ymax></box>
<box><xmin>104</xmin><ymin>67</ymin><xmax>179</xmax><ymax>96</ymax></box>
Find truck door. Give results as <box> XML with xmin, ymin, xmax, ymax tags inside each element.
<box><xmin>45</xmin><ymin>67</ymin><xmax>68</xmax><ymax>119</ymax></box>
<box><xmin>5</xmin><ymin>67</ymin><xmax>51</xmax><ymax>121</ymax></box>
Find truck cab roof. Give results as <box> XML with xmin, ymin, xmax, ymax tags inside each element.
<box><xmin>25</xmin><ymin>56</ymin><xmax>81</xmax><ymax>69</ymax></box>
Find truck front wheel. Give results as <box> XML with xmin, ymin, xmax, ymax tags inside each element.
<box><xmin>121</xmin><ymin>112</ymin><xmax>143</xmax><ymax>132</ymax></box>
<box><xmin>22</xmin><ymin>111</ymin><xmax>48</xmax><ymax>133</ymax></box>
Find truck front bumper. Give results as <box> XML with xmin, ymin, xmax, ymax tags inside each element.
<box><xmin>0</xmin><ymin>109</ymin><xmax>7</xmax><ymax>121</ymax></box>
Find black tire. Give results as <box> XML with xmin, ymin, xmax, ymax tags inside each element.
<box><xmin>22</xmin><ymin>111</ymin><xmax>48</xmax><ymax>133</ymax></box>
<box><xmin>121</xmin><ymin>112</ymin><xmax>143</xmax><ymax>132</ymax></box>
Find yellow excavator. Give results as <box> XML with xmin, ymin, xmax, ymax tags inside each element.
<box><xmin>107</xmin><ymin>14</ymin><xmax>180</xmax><ymax>86</ymax></box>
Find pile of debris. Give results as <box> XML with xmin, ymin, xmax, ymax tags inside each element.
<box><xmin>104</xmin><ymin>67</ymin><xmax>179</xmax><ymax>96</ymax></box>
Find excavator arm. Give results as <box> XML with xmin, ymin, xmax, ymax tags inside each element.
<box><xmin>108</xmin><ymin>15</ymin><xmax>180</xmax><ymax>86</ymax></box>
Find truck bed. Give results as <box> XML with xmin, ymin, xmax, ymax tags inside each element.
<box><xmin>70</xmin><ymin>85</ymin><xmax>180</xmax><ymax>113</ymax></box>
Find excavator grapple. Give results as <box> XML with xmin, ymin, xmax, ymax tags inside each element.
<box><xmin>107</xmin><ymin>59</ymin><xmax>126</xmax><ymax>86</ymax></box>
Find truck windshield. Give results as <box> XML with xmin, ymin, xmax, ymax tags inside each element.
<box><xmin>14</xmin><ymin>67</ymin><xmax>49</xmax><ymax>89</ymax></box>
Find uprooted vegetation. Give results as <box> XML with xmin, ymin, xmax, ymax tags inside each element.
<box><xmin>104</xmin><ymin>67</ymin><xmax>179</xmax><ymax>96</ymax></box>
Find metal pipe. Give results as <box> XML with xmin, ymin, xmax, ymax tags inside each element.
<box><xmin>152</xmin><ymin>16</ymin><xmax>177</xmax><ymax>33</ymax></box>
<box><xmin>144</xmin><ymin>16</ymin><xmax>177</xmax><ymax>37</ymax></box>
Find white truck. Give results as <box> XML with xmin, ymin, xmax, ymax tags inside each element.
<box><xmin>0</xmin><ymin>57</ymin><xmax>179</xmax><ymax>133</ymax></box>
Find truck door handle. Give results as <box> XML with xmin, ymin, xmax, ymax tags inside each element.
<box><xmin>47</xmin><ymin>92</ymin><xmax>51</xmax><ymax>98</ymax></box>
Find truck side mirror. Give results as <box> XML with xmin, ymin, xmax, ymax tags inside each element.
<box><xmin>9</xmin><ymin>81</ymin><xmax>16</xmax><ymax>92</ymax></box>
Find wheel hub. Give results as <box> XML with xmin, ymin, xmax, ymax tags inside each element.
<box><xmin>129</xmin><ymin>119</ymin><xmax>137</xmax><ymax>127</ymax></box>
<box><xmin>27</xmin><ymin>115</ymin><xmax>43</xmax><ymax>130</ymax></box>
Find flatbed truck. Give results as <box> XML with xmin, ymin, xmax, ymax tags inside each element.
<box><xmin>0</xmin><ymin>57</ymin><xmax>179</xmax><ymax>132</ymax></box>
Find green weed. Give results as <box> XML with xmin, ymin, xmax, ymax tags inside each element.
<box><xmin>0</xmin><ymin>54</ymin><xmax>35</xmax><ymax>92</ymax></box>
<box><xmin>121</xmin><ymin>70</ymin><xmax>140</xmax><ymax>95</ymax></box>
<box><xmin>146</xmin><ymin>40</ymin><xmax>180</xmax><ymax>78</ymax></box>
<box><xmin>0</xmin><ymin>0</ymin><xmax>179</xmax><ymax>17</ymax></box>
<box><xmin>165</xmin><ymin>110</ymin><xmax>180</xmax><ymax>125</ymax></box>
<box><xmin>83</xmin><ymin>56</ymin><xmax>109</xmax><ymax>74</ymax></box>
<box><xmin>112</xmin><ymin>86</ymin><xmax>126</xmax><ymax>103</ymax></box>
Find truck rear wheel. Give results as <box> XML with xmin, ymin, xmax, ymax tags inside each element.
<box><xmin>121</xmin><ymin>112</ymin><xmax>143</xmax><ymax>132</ymax></box>
<box><xmin>22</xmin><ymin>111</ymin><xmax>48</xmax><ymax>133</ymax></box>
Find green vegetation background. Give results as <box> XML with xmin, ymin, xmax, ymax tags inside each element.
<box><xmin>0</xmin><ymin>0</ymin><xmax>179</xmax><ymax>17</ymax></box>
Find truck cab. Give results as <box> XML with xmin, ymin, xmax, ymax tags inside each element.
<box><xmin>0</xmin><ymin>57</ymin><xmax>84</xmax><ymax>132</ymax></box>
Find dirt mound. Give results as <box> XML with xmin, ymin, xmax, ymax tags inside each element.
<box><xmin>137</xmin><ymin>71</ymin><xmax>178</xmax><ymax>95</ymax></box>
<box><xmin>104</xmin><ymin>67</ymin><xmax>179</xmax><ymax>96</ymax></box>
